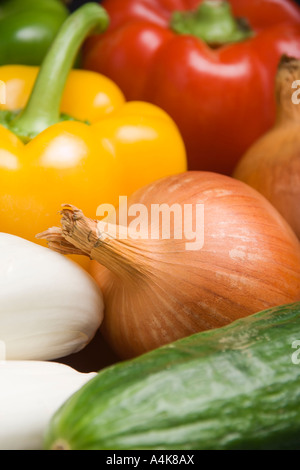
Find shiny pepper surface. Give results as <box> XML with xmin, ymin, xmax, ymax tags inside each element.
<box><xmin>0</xmin><ymin>4</ymin><xmax>187</xmax><ymax>269</ymax></box>
<box><xmin>83</xmin><ymin>0</ymin><xmax>300</xmax><ymax>175</ymax></box>
<box><xmin>0</xmin><ymin>0</ymin><xmax>69</xmax><ymax>66</ymax></box>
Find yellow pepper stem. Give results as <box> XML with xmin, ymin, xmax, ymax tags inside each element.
<box><xmin>9</xmin><ymin>3</ymin><xmax>109</xmax><ymax>140</ymax></box>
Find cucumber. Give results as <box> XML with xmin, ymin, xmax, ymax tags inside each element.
<box><xmin>44</xmin><ymin>302</ymin><xmax>300</xmax><ymax>450</ymax></box>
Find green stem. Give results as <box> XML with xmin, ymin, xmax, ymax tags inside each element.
<box><xmin>170</xmin><ymin>0</ymin><xmax>253</xmax><ymax>47</ymax></box>
<box><xmin>10</xmin><ymin>3</ymin><xmax>109</xmax><ymax>140</ymax></box>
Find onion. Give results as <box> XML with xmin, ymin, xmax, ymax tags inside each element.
<box><xmin>37</xmin><ymin>171</ymin><xmax>300</xmax><ymax>359</ymax></box>
<box><xmin>233</xmin><ymin>55</ymin><xmax>300</xmax><ymax>239</ymax></box>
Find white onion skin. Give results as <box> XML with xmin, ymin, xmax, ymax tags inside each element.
<box><xmin>0</xmin><ymin>233</ymin><xmax>104</xmax><ymax>360</ymax></box>
<box><xmin>90</xmin><ymin>172</ymin><xmax>300</xmax><ymax>359</ymax></box>
<box><xmin>0</xmin><ymin>361</ymin><xmax>96</xmax><ymax>450</ymax></box>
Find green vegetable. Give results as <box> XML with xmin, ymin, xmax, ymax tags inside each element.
<box><xmin>0</xmin><ymin>0</ymin><xmax>69</xmax><ymax>66</ymax></box>
<box><xmin>44</xmin><ymin>302</ymin><xmax>300</xmax><ymax>450</ymax></box>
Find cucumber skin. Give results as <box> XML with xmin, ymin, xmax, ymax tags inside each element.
<box><xmin>44</xmin><ymin>303</ymin><xmax>300</xmax><ymax>450</ymax></box>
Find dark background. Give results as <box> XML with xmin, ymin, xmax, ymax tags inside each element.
<box><xmin>67</xmin><ymin>0</ymin><xmax>300</xmax><ymax>11</ymax></box>
<box><xmin>68</xmin><ymin>0</ymin><xmax>100</xmax><ymax>11</ymax></box>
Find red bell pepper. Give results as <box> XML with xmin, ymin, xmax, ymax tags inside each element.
<box><xmin>82</xmin><ymin>0</ymin><xmax>300</xmax><ymax>175</ymax></box>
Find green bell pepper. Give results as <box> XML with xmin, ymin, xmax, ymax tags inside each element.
<box><xmin>0</xmin><ymin>0</ymin><xmax>69</xmax><ymax>66</ymax></box>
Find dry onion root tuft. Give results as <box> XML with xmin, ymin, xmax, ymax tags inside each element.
<box><xmin>38</xmin><ymin>172</ymin><xmax>300</xmax><ymax>359</ymax></box>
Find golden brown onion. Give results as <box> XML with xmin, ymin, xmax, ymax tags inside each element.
<box><xmin>38</xmin><ymin>171</ymin><xmax>300</xmax><ymax>359</ymax></box>
<box><xmin>233</xmin><ymin>55</ymin><xmax>300</xmax><ymax>239</ymax></box>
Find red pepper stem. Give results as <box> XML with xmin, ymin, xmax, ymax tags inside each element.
<box><xmin>10</xmin><ymin>3</ymin><xmax>109</xmax><ymax>140</ymax></box>
<box><xmin>170</xmin><ymin>0</ymin><xmax>253</xmax><ymax>47</ymax></box>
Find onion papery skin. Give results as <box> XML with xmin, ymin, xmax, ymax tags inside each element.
<box><xmin>233</xmin><ymin>124</ymin><xmax>300</xmax><ymax>239</ymax></box>
<box><xmin>233</xmin><ymin>56</ymin><xmax>300</xmax><ymax>239</ymax></box>
<box><xmin>89</xmin><ymin>171</ymin><xmax>300</xmax><ymax>359</ymax></box>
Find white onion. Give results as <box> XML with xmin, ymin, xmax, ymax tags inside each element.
<box><xmin>0</xmin><ymin>233</ymin><xmax>104</xmax><ymax>360</ymax></box>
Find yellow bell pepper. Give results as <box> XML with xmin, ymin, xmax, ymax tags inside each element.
<box><xmin>0</xmin><ymin>4</ymin><xmax>186</xmax><ymax>269</ymax></box>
